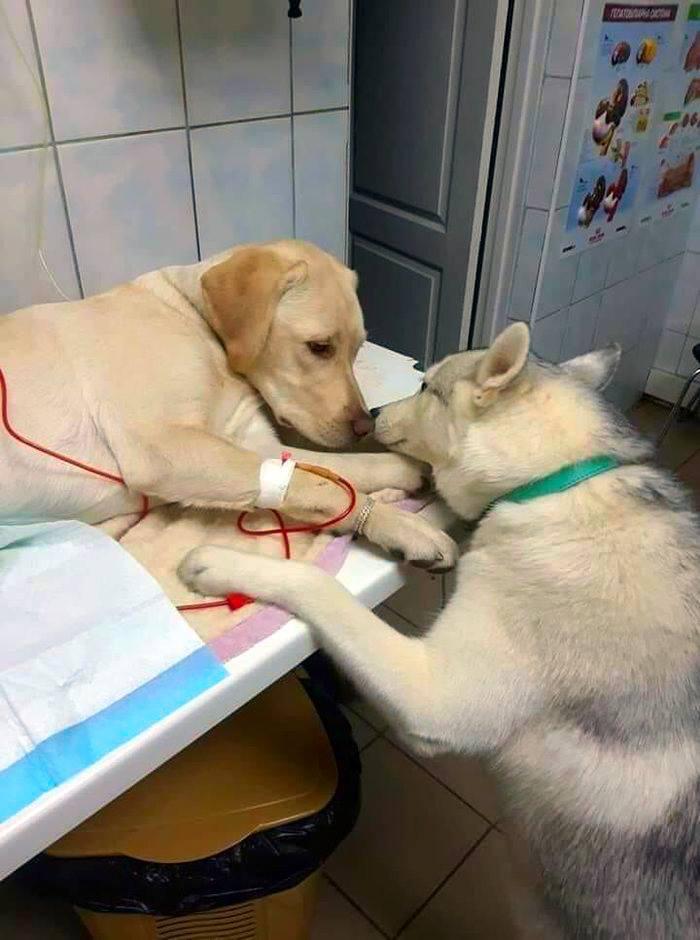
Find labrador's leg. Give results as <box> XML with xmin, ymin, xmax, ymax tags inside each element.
<box><xmin>117</xmin><ymin>426</ymin><xmax>457</xmax><ymax>570</ymax></box>
<box><xmin>253</xmin><ymin>443</ymin><xmax>428</xmax><ymax>497</ymax></box>
<box><xmin>234</xmin><ymin>417</ymin><xmax>428</xmax><ymax>496</ymax></box>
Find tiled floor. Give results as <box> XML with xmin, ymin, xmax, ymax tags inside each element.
<box><xmin>3</xmin><ymin>399</ymin><xmax>700</xmax><ymax>939</ymax></box>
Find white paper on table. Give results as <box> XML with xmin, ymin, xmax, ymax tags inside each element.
<box><xmin>354</xmin><ymin>342</ymin><xmax>422</xmax><ymax>410</ymax></box>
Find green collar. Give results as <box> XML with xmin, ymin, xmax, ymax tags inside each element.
<box><xmin>490</xmin><ymin>455</ymin><xmax>620</xmax><ymax>510</ymax></box>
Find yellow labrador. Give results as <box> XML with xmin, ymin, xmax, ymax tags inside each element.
<box><xmin>0</xmin><ymin>240</ymin><xmax>456</xmax><ymax>569</ymax></box>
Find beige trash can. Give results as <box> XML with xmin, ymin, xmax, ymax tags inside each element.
<box><xmin>25</xmin><ymin>673</ymin><xmax>361</xmax><ymax>940</ymax></box>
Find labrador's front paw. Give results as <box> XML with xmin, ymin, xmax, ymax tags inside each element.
<box><xmin>364</xmin><ymin>504</ymin><xmax>458</xmax><ymax>572</ymax></box>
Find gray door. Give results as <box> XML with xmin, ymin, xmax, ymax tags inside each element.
<box><xmin>350</xmin><ymin>0</ymin><xmax>506</xmax><ymax>365</ymax></box>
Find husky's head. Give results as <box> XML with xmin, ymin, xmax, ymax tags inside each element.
<box><xmin>373</xmin><ymin>323</ymin><xmax>650</xmax><ymax>520</ymax></box>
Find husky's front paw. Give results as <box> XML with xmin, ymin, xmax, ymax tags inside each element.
<box><xmin>178</xmin><ymin>545</ymin><xmax>251</xmax><ymax>597</ymax></box>
<box><xmin>369</xmin><ymin>487</ymin><xmax>409</xmax><ymax>504</ymax></box>
<box><xmin>368</xmin><ymin>453</ymin><xmax>429</xmax><ymax>493</ymax></box>
<box><xmin>364</xmin><ymin>504</ymin><xmax>458</xmax><ymax>572</ymax></box>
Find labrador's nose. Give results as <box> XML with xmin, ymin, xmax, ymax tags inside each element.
<box><xmin>352</xmin><ymin>412</ymin><xmax>374</xmax><ymax>437</ymax></box>
<box><xmin>369</xmin><ymin>406</ymin><xmax>381</xmax><ymax>419</ymax></box>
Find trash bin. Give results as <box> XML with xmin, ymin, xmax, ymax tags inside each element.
<box><xmin>23</xmin><ymin>673</ymin><xmax>361</xmax><ymax>940</ymax></box>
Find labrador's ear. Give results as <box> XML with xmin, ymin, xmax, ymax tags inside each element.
<box><xmin>201</xmin><ymin>247</ymin><xmax>307</xmax><ymax>373</ymax></box>
<box><xmin>473</xmin><ymin>322</ymin><xmax>530</xmax><ymax>407</ymax></box>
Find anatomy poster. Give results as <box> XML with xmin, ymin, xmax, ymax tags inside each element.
<box><xmin>641</xmin><ymin>3</ymin><xmax>700</xmax><ymax>222</ymax></box>
<box><xmin>561</xmin><ymin>3</ymin><xmax>678</xmax><ymax>256</ymax></box>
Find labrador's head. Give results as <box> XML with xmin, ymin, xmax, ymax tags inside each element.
<box><xmin>201</xmin><ymin>241</ymin><xmax>370</xmax><ymax>448</ymax></box>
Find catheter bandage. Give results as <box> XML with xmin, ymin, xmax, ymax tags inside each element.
<box><xmin>256</xmin><ymin>457</ymin><xmax>297</xmax><ymax>509</ymax></box>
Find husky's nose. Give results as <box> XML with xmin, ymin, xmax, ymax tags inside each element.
<box><xmin>369</xmin><ymin>406</ymin><xmax>381</xmax><ymax>419</ymax></box>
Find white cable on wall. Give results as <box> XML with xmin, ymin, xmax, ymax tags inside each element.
<box><xmin>0</xmin><ymin>0</ymin><xmax>71</xmax><ymax>302</ymax></box>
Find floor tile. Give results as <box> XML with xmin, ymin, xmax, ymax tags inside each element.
<box><xmin>0</xmin><ymin>878</ymin><xmax>87</xmax><ymax>939</ymax></box>
<box><xmin>326</xmin><ymin>739</ymin><xmax>488</xmax><ymax>936</ymax></box>
<box><xmin>405</xmin><ymin>751</ymin><xmax>502</xmax><ymax>824</ymax></box>
<box><xmin>377</xmin><ymin>603</ymin><xmax>423</xmax><ymax>636</ymax></box>
<box><xmin>629</xmin><ymin>398</ymin><xmax>667</xmax><ymax>436</ymax></box>
<box><xmin>629</xmin><ymin>399</ymin><xmax>700</xmax><ymax>470</ymax></box>
<box><xmin>347</xmin><ymin>696</ymin><xmax>390</xmax><ymax>734</ymax></box>
<box><xmin>311</xmin><ymin>877</ymin><xmax>384</xmax><ymax>940</ymax></box>
<box><xmin>399</xmin><ymin>829</ymin><xmax>517</xmax><ymax>939</ymax></box>
<box><xmin>443</xmin><ymin>570</ymin><xmax>456</xmax><ymax>606</ymax></box>
<box><xmin>341</xmin><ymin>705</ymin><xmax>379</xmax><ymax>751</ymax></box>
<box><xmin>383</xmin><ymin>568</ymin><xmax>444</xmax><ymax>630</ymax></box>
<box><xmin>677</xmin><ymin>452</ymin><xmax>700</xmax><ymax>507</ymax></box>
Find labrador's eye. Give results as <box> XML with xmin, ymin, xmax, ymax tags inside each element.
<box><xmin>307</xmin><ymin>341</ymin><xmax>333</xmax><ymax>358</ymax></box>
<box><xmin>420</xmin><ymin>381</ymin><xmax>428</xmax><ymax>392</ymax></box>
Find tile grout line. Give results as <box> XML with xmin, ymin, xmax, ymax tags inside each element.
<box><xmin>289</xmin><ymin>17</ymin><xmax>297</xmax><ymax>237</ymax></box>
<box><xmin>394</xmin><ymin>825</ymin><xmax>496</xmax><ymax>938</ymax></box>
<box><xmin>378</xmin><ymin>603</ymin><xmax>428</xmax><ymax>635</ymax></box>
<box><xmin>323</xmin><ymin>874</ymin><xmax>392</xmax><ymax>939</ymax></box>
<box><xmin>0</xmin><ymin>124</ymin><xmax>185</xmax><ymax>153</ymax></box>
<box><xmin>174</xmin><ymin>0</ymin><xmax>201</xmax><ymax>261</ymax></box>
<box><xmin>0</xmin><ymin>108</ymin><xmax>349</xmax><ymax>155</ymax></box>
<box><xmin>195</xmin><ymin>105</ymin><xmax>347</xmax><ymax>126</ymax></box>
<box><xmin>24</xmin><ymin>0</ymin><xmax>84</xmax><ymax>299</ymax></box>
<box><xmin>376</xmin><ymin>736</ymin><xmax>497</xmax><ymax>829</ymax></box>
<box><xmin>345</xmin><ymin>700</ymin><xmax>388</xmax><ymax>734</ymax></box>
<box><xmin>673</xmin><ymin>442</ymin><xmax>700</xmax><ymax>475</ymax></box>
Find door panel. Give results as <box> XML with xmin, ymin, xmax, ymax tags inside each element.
<box><xmin>353</xmin><ymin>0</ymin><xmax>463</xmax><ymax>222</ymax></box>
<box><xmin>353</xmin><ymin>238</ymin><xmax>440</xmax><ymax>364</ymax></box>
<box><xmin>350</xmin><ymin>0</ymin><xmax>505</xmax><ymax>364</ymax></box>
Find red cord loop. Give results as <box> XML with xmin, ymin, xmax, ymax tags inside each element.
<box><xmin>0</xmin><ymin>366</ymin><xmax>356</xmax><ymax>612</ymax></box>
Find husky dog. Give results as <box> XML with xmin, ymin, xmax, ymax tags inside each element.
<box><xmin>180</xmin><ymin>323</ymin><xmax>700</xmax><ymax>937</ymax></box>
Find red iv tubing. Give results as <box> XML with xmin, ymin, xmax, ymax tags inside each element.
<box><xmin>0</xmin><ymin>367</ymin><xmax>356</xmax><ymax>613</ymax></box>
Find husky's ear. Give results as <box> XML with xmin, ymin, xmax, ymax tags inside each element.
<box><xmin>561</xmin><ymin>345</ymin><xmax>620</xmax><ymax>390</ymax></box>
<box><xmin>473</xmin><ymin>322</ymin><xmax>530</xmax><ymax>407</ymax></box>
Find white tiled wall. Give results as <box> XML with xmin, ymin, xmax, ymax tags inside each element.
<box><xmin>648</xmin><ymin>200</ymin><xmax>700</xmax><ymax>404</ymax></box>
<box><xmin>0</xmin><ymin>0</ymin><xmax>350</xmax><ymax>313</ymax></box>
<box><xmin>507</xmin><ymin>0</ymin><xmax>699</xmax><ymax>411</ymax></box>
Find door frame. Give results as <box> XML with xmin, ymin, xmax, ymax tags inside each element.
<box><xmin>457</xmin><ymin>0</ymin><xmax>515</xmax><ymax>349</ymax></box>
<box><xmin>468</xmin><ymin>0</ymin><xmax>556</xmax><ymax>348</ymax></box>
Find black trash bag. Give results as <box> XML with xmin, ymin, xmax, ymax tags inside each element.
<box><xmin>21</xmin><ymin>679</ymin><xmax>361</xmax><ymax>917</ymax></box>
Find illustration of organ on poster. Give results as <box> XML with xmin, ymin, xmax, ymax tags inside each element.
<box><xmin>641</xmin><ymin>3</ymin><xmax>700</xmax><ymax>222</ymax></box>
<box><xmin>561</xmin><ymin>3</ymin><xmax>678</xmax><ymax>256</ymax></box>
